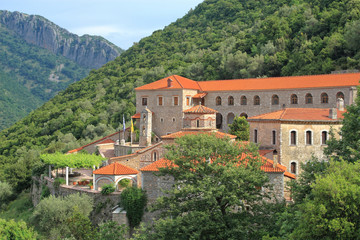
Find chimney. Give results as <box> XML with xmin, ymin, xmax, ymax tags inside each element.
<box><xmin>329</xmin><ymin>108</ymin><xmax>337</xmax><ymax>119</ymax></box>
<box><xmin>337</xmin><ymin>98</ymin><xmax>344</xmax><ymax>111</ymax></box>
<box><xmin>273</xmin><ymin>150</ymin><xmax>278</xmax><ymax>168</ymax></box>
<box><xmin>167</xmin><ymin>78</ymin><xmax>173</xmax><ymax>88</ymax></box>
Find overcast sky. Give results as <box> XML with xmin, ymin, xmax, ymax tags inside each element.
<box><xmin>0</xmin><ymin>0</ymin><xmax>203</xmax><ymax>49</ymax></box>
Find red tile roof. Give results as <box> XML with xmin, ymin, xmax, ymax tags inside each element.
<box><xmin>135</xmin><ymin>73</ymin><xmax>360</xmax><ymax>92</ymax></box>
<box><xmin>140</xmin><ymin>158</ymin><xmax>176</xmax><ymax>172</ymax></box>
<box><xmin>161</xmin><ymin>131</ymin><xmax>237</xmax><ymax>139</ymax></box>
<box><xmin>183</xmin><ymin>105</ymin><xmax>217</xmax><ymax>114</ymax></box>
<box><xmin>248</xmin><ymin>108</ymin><xmax>345</xmax><ymax>122</ymax></box>
<box><xmin>192</xmin><ymin>92</ymin><xmax>208</xmax><ymax>98</ymax></box>
<box><xmin>132</xmin><ymin>113</ymin><xmax>141</xmax><ymax>119</ymax></box>
<box><xmin>198</xmin><ymin>73</ymin><xmax>360</xmax><ymax>91</ymax></box>
<box><xmin>93</xmin><ymin>162</ymin><xmax>138</xmax><ymax>175</ymax></box>
<box><xmin>140</xmin><ymin>155</ymin><xmax>295</xmax><ymax>179</ymax></box>
<box><xmin>135</xmin><ymin>75</ymin><xmax>202</xmax><ymax>91</ymax></box>
<box><xmin>67</xmin><ymin>129</ymin><xmax>126</xmax><ymax>153</ymax></box>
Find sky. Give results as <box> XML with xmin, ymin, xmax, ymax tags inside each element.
<box><xmin>0</xmin><ymin>0</ymin><xmax>203</xmax><ymax>49</ymax></box>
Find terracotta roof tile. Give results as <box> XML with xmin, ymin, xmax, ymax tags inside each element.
<box><xmin>183</xmin><ymin>105</ymin><xmax>217</xmax><ymax>114</ymax></box>
<box><xmin>132</xmin><ymin>113</ymin><xmax>141</xmax><ymax>119</ymax></box>
<box><xmin>192</xmin><ymin>92</ymin><xmax>208</xmax><ymax>98</ymax></box>
<box><xmin>135</xmin><ymin>73</ymin><xmax>360</xmax><ymax>92</ymax></box>
<box><xmin>140</xmin><ymin>158</ymin><xmax>176</xmax><ymax>171</ymax></box>
<box><xmin>93</xmin><ymin>162</ymin><xmax>138</xmax><ymax>175</ymax></box>
<box><xmin>248</xmin><ymin>108</ymin><xmax>345</xmax><ymax>122</ymax></box>
<box><xmin>199</xmin><ymin>73</ymin><xmax>360</xmax><ymax>91</ymax></box>
<box><xmin>135</xmin><ymin>75</ymin><xmax>202</xmax><ymax>91</ymax></box>
<box><xmin>161</xmin><ymin>131</ymin><xmax>237</xmax><ymax>139</ymax></box>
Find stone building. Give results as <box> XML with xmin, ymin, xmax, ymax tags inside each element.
<box><xmin>247</xmin><ymin>102</ymin><xmax>345</xmax><ymax>176</ymax></box>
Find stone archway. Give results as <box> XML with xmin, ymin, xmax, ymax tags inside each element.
<box><xmin>216</xmin><ymin>113</ymin><xmax>223</xmax><ymax>129</ymax></box>
<box><xmin>227</xmin><ymin>112</ymin><xmax>235</xmax><ymax>125</ymax></box>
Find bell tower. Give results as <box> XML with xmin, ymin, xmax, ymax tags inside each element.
<box><xmin>139</xmin><ymin>107</ymin><xmax>152</xmax><ymax>147</ymax></box>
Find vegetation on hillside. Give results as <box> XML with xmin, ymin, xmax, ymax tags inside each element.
<box><xmin>1</xmin><ymin>0</ymin><xmax>360</xmax><ymax>192</ymax></box>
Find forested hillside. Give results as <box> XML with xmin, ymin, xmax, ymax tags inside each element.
<box><xmin>1</xmin><ymin>0</ymin><xmax>360</xmax><ymax>191</ymax></box>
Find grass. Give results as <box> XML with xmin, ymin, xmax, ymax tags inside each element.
<box><xmin>0</xmin><ymin>190</ymin><xmax>34</xmax><ymax>224</ymax></box>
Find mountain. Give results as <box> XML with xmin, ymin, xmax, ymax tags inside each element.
<box><xmin>0</xmin><ymin>10</ymin><xmax>124</xmax><ymax>69</ymax></box>
<box><xmin>0</xmin><ymin>11</ymin><xmax>124</xmax><ymax>130</ymax></box>
<box><xmin>1</xmin><ymin>0</ymin><xmax>360</xmax><ymax>191</ymax></box>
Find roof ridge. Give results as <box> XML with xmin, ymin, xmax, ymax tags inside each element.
<box><xmin>279</xmin><ymin>108</ymin><xmax>287</xmax><ymax>119</ymax></box>
<box><xmin>172</xmin><ymin>75</ymin><xmax>184</xmax><ymax>88</ymax></box>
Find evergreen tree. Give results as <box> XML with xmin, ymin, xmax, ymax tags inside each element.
<box><xmin>228</xmin><ymin>116</ymin><xmax>250</xmax><ymax>141</ymax></box>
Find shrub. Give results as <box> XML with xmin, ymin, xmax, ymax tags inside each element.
<box><xmin>101</xmin><ymin>183</ymin><xmax>115</xmax><ymax>195</ymax></box>
<box><xmin>97</xmin><ymin>221</ymin><xmax>128</xmax><ymax>240</ymax></box>
<box><xmin>54</xmin><ymin>177</ymin><xmax>66</xmax><ymax>190</ymax></box>
<box><xmin>0</xmin><ymin>218</ymin><xmax>37</xmax><ymax>239</ymax></box>
<box><xmin>0</xmin><ymin>181</ymin><xmax>13</xmax><ymax>206</ymax></box>
<box><xmin>120</xmin><ymin>187</ymin><xmax>147</xmax><ymax>228</ymax></box>
<box><xmin>40</xmin><ymin>184</ymin><xmax>50</xmax><ymax>199</ymax></box>
<box><xmin>118</xmin><ymin>178</ymin><xmax>131</xmax><ymax>188</ymax></box>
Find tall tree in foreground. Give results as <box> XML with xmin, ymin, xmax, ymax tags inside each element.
<box><xmin>134</xmin><ymin>134</ymin><xmax>271</xmax><ymax>239</ymax></box>
<box><xmin>325</xmin><ymin>87</ymin><xmax>360</xmax><ymax>162</ymax></box>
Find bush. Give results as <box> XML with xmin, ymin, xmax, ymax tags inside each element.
<box><xmin>120</xmin><ymin>187</ymin><xmax>147</xmax><ymax>228</ymax></box>
<box><xmin>118</xmin><ymin>178</ymin><xmax>131</xmax><ymax>188</ymax></box>
<box><xmin>32</xmin><ymin>193</ymin><xmax>93</xmax><ymax>237</ymax></box>
<box><xmin>97</xmin><ymin>221</ymin><xmax>128</xmax><ymax>240</ymax></box>
<box><xmin>54</xmin><ymin>177</ymin><xmax>66</xmax><ymax>190</ymax></box>
<box><xmin>0</xmin><ymin>181</ymin><xmax>13</xmax><ymax>207</ymax></box>
<box><xmin>101</xmin><ymin>183</ymin><xmax>115</xmax><ymax>195</ymax></box>
<box><xmin>40</xmin><ymin>184</ymin><xmax>50</xmax><ymax>199</ymax></box>
<box><xmin>0</xmin><ymin>218</ymin><xmax>37</xmax><ymax>239</ymax></box>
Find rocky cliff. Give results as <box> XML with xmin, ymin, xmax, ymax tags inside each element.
<box><xmin>0</xmin><ymin>10</ymin><xmax>123</xmax><ymax>69</ymax></box>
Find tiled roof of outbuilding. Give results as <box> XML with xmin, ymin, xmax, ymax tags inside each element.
<box><xmin>161</xmin><ymin>131</ymin><xmax>236</xmax><ymax>139</ymax></box>
<box><xmin>93</xmin><ymin>162</ymin><xmax>138</xmax><ymax>175</ymax></box>
<box><xmin>183</xmin><ymin>105</ymin><xmax>217</xmax><ymax>114</ymax></box>
<box><xmin>248</xmin><ymin>108</ymin><xmax>345</xmax><ymax>122</ymax></box>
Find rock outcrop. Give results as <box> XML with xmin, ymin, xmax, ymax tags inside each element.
<box><xmin>0</xmin><ymin>10</ymin><xmax>123</xmax><ymax>69</ymax></box>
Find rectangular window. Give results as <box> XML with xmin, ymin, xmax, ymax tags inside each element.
<box><xmin>158</xmin><ymin>96</ymin><xmax>163</xmax><ymax>106</ymax></box>
<box><xmin>306</xmin><ymin>131</ymin><xmax>312</xmax><ymax>145</ymax></box>
<box><xmin>254</xmin><ymin>129</ymin><xmax>258</xmax><ymax>143</ymax></box>
<box><xmin>290</xmin><ymin>131</ymin><xmax>296</xmax><ymax>145</ymax></box>
<box><xmin>142</xmin><ymin>97</ymin><xmax>147</xmax><ymax>106</ymax></box>
<box><xmin>186</xmin><ymin>96</ymin><xmax>191</xmax><ymax>106</ymax></box>
<box><xmin>272</xmin><ymin>130</ymin><xmax>276</xmax><ymax>145</ymax></box>
<box><xmin>322</xmin><ymin>131</ymin><xmax>327</xmax><ymax>145</ymax></box>
<box><xmin>173</xmin><ymin>96</ymin><xmax>179</xmax><ymax>106</ymax></box>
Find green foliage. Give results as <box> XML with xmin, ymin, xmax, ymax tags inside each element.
<box><xmin>101</xmin><ymin>183</ymin><xmax>115</xmax><ymax>195</ymax></box>
<box><xmin>138</xmin><ymin>134</ymin><xmax>269</xmax><ymax>239</ymax></box>
<box><xmin>32</xmin><ymin>193</ymin><xmax>93</xmax><ymax>237</ymax></box>
<box><xmin>54</xmin><ymin>177</ymin><xmax>66</xmax><ymax>190</ymax></box>
<box><xmin>67</xmin><ymin>207</ymin><xmax>96</xmax><ymax>240</ymax></box>
<box><xmin>0</xmin><ymin>191</ymin><xmax>34</xmax><ymax>223</ymax></box>
<box><xmin>292</xmin><ymin>160</ymin><xmax>360</xmax><ymax>239</ymax></box>
<box><xmin>120</xmin><ymin>187</ymin><xmax>147</xmax><ymax>228</ymax></box>
<box><xmin>325</xmin><ymin>87</ymin><xmax>360</xmax><ymax>162</ymax></box>
<box><xmin>40</xmin><ymin>184</ymin><xmax>50</xmax><ymax>200</ymax></box>
<box><xmin>40</xmin><ymin>152</ymin><xmax>104</xmax><ymax>168</ymax></box>
<box><xmin>0</xmin><ymin>181</ymin><xmax>13</xmax><ymax>208</ymax></box>
<box><xmin>228</xmin><ymin>116</ymin><xmax>250</xmax><ymax>141</ymax></box>
<box><xmin>0</xmin><ymin>218</ymin><xmax>37</xmax><ymax>240</ymax></box>
<box><xmin>96</xmin><ymin>221</ymin><xmax>127</xmax><ymax>240</ymax></box>
<box><xmin>118</xmin><ymin>178</ymin><xmax>131</xmax><ymax>188</ymax></box>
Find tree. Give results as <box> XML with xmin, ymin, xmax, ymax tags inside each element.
<box><xmin>96</xmin><ymin>221</ymin><xmax>128</xmax><ymax>240</ymax></box>
<box><xmin>136</xmin><ymin>134</ymin><xmax>270</xmax><ymax>239</ymax></box>
<box><xmin>0</xmin><ymin>218</ymin><xmax>37</xmax><ymax>240</ymax></box>
<box><xmin>292</xmin><ymin>160</ymin><xmax>360</xmax><ymax>239</ymax></box>
<box><xmin>120</xmin><ymin>187</ymin><xmax>147</xmax><ymax>229</ymax></box>
<box><xmin>325</xmin><ymin>87</ymin><xmax>360</xmax><ymax>162</ymax></box>
<box><xmin>228</xmin><ymin>116</ymin><xmax>249</xmax><ymax>141</ymax></box>
<box><xmin>67</xmin><ymin>207</ymin><xmax>96</xmax><ymax>240</ymax></box>
<box><xmin>0</xmin><ymin>181</ymin><xmax>13</xmax><ymax>208</ymax></box>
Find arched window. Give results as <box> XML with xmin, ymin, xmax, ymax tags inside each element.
<box><xmin>321</xmin><ymin>93</ymin><xmax>328</xmax><ymax>104</ymax></box>
<box><xmin>254</xmin><ymin>95</ymin><xmax>260</xmax><ymax>105</ymax></box>
<box><xmin>336</xmin><ymin>92</ymin><xmax>344</xmax><ymax>100</ymax></box>
<box><xmin>290</xmin><ymin>162</ymin><xmax>297</xmax><ymax>174</ymax></box>
<box><xmin>240</xmin><ymin>113</ymin><xmax>248</xmax><ymax>119</ymax></box>
<box><xmin>272</xmin><ymin>95</ymin><xmax>279</xmax><ymax>105</ymax></box>
<box><xmin>228</xmin><ymin>96</ymin><xmax>234</xmax><ymax>106</ymax></box>
<box><xmin>254</xmin><ymin>129</ymin><xmax>258</xmax><ymax>143</ymax></box>
<box><xmin>216</xmin><ymin>96</ymin><xmax>222</xmax><ymax>106</ymax></box>
<box><xmin>152</xmin><ymin>151</ymin><xmax>158</xmax><ymax>162</ymax></box>
<box><xmin>306</xmin><ymin>130</ymin><xmax>312</xmax><ymax>145</ymax></box>
<box><xmin>321</xmin><ymin>131</ymin><xmax>328</xmax><ymax>145</ymax></box>
<box><xmin>305</xmin><ymin>93</ymin><xmax>313</xmax><ymax>104</ymax></box>
<box><xmin>291</xmin><ymin>94</ymin><xmax>298</xmax><ymax>104</ymax></box>
<box><xmin>216</xmin><ymin>113</ymin><xmax>223</xmax><ymax>129</ymax></box>
<box><xmin>227</xmin><ymin>113</ymin><xmax>235</xmax><ymax>125</ymax></box>
<box><xmin>290</xmin><ymin>130</ymin><xmax>297</xmax><ymax>145</ymax></box>
<box><xmin>272</xmin><ymin>130</ymin><xmax>276</xmax><ymax>145</ymax></box>
<box><xmin>241</xmin><ymin>96</ymin><xmax>247</xmax><ymax>105</ymax></box>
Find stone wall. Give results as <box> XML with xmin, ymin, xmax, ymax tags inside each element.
<box><xmin>266</xmin><ymin>173</ymin><xmax>284</xmax><ymax>200</ymax></box>
<box><xmin>32</xmin><ymin>176</ymin><xmax>124</xmax><ymax>225</ymax></box>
